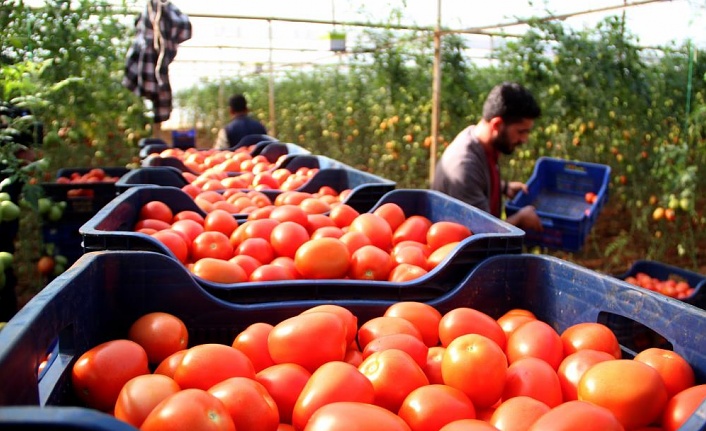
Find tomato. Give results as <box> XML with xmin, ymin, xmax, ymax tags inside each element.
<box><xmin>231</xmin><ymin>219</ymin><xmax>280</xmax><ymax>248</ymax></box>
<box><xmin>300</xmin><ymin>197</ymin><xmax>331</xmax><ymax>214</ymax></box>
<box><xmin>389</xmin><ymin>263</ymin><xmax>428</xmax><ymax>282</ymax></box>
<box><xmin>204</xmin><ymin>209</ymin><xmax>239</xmax><ymax>236</ymax></box>
<box><xmin>154</xmin><ymin>350</ymin><xmax>187</xmax><ymax>378</ymax></box>
<box><xmin>292</xmin><ymin>361</ymin><xmax>375</xmax><ymax>430</ymax></box>
<box><xmin>442</xmin><ymin>333</ymin><xmax>508</xmax><ymax>409</ymax></box>
<box><xmin>236</xmin><ymin>237</ymin><xmax>275</xmax><ymax>264</ymax></box>
<box><xmin>398</xmin><ymin>384</ymin><xmax>476</xmax><ymax>431</ymax></box>
<box><xmin>294</xmin><ymin>238</ymin><xmax>350</xmax><ymax>279</ymax></box>
<box><xmin>269</xmin><ymin>204</ymin><xmax>309</xmax><ymax>226</ymax></box>
<box><xmin>229</xmin><ymin>254</ymin><xmax>262</xmax><ymax>278</ymax></box>
<box><xmin>502</xmin><ymin>357</ymin><xmax>562</xmax><ymax>407</ymax></box>
<box><xmin>306</xmin><ymin>213</ymin><xmax>337</xmax><ymax>235</ymax></box>
<box><xmin>209</xmin><ymin>377</ymin><xmax>280</xmax><ymax>431</ymax></box>
<box><xmin>661</xmin><ymin>384</ymin><xmax>706</xmax><ymax>431</ymax></box>
<box><xmin>439</xmin><ymin>307</ymin><xmax>506</xmax><ymax>350</ymax></box>
<box><xmin>128</xmin><ymin>312</ymin><xmax>189</xmax><ymax>365</ymax></box>
<box><xmin>348</xmin><ymin>245</ymin><xmax>393</xmax><ymax>280</ymax></box>
<box><xmin>489</xmin><ymin>396</ymin><xmax>550</xmax><ymax>431</ymax></box>
<box><xmin>634</xmin><ymin>347</ymin><xmax>695</xmax><ymax>398</ymax></box>
<box><xmin>339</xmin><ymin>231</ymin><xmax>372</xmax><ymax>255</ymax></box>
<box><xmin>577</xmin><ymin>359</ymin><xmax>668</xmax><ymax>429</ymax></box>
<box><xmin>357</xmin><ymin>316</ymin><xmax>423</xmax><ymax>350</ymax></box>
<box><xmin>173</xmin><ymin>343</ymin><xmax>256</xmax><ymax>391</ymax></box>
<box><xmin>192</xmin><ymin>258</ymin><xmax>248</xmax><ymax>284</ymax></box>
<box><xmin>373</xmin><ymin>202</ymin><xmax>407</xmax><ymax>232</ymax></box>
<box><xmin>256</xmin><ymin>363</ymin><xmax>312</xmax><ymax>425</ymax></box>
<box><xmin>232</xmin><ymin>322</ymin><xmax>275</xmax><ymax>372</ymax></box>
<box><xmin>134</xmin><ymin>218</ymin><xmax>171</xmax><ymax>232</ymax></box>
<box><xmin>393</xmin><ymin>215</ymin><xmax>432</xmax><ymax>245</ymax></box>
<box><xmin>427</xmin><ymin>242</ymin><xmax>459</xmax><ymax>270</ymax></box>
<box><xmin>270</xmin><ymin>221</ymin><xmax>310</xmax><ymax>258</ymax></box>
<box><xmin>560</xmin><ymin>322</ymin><xmax>621</xmax><ymax>359</ymax></box>
<box><xmin>140</xmin><ymin>388</ymin><xmax>235</xmax><ymax>431</ymax></box>
<box><xmin>426</xmin><ymin>221</ymin><xmax>472</xmax><ymax>252</ymax></box>
<box><xmin>506</xmin><ymin>319</ymin><xmax>564</xmax><ymax>370</ymax></box>
<box><xmin>301</xmin><ymin>304</ymin><xmax>358</xmax><ymax>345</ymax></box>
<box><xmin>268</xmin><ymin>311</ymin><xmax>347</xmax><ymax>372</ymax></box>
<box><xmin>497</xmin><ymin>310</ymin><xmax>536</xmax><ymax>340</ymax></box>
<box><xmin>527</xmin><ymin>400</ymin><xmax>623</xmax><ymax>431</ymax></box>
<box><xmin>362</xmin><ymin>333</ymin><xmax>429</xmax><ymax>368</ymax></box>
<box><xmin>359</xmin><ymin>349</ymin><xmax>429</xmax><ymax>412</ymax></box>
<box><xmin>151</xmin><ymin>230</ymin><xmax>189</xmax><ymax>263</ymax></box>
<box><xmin>345</xmin><ymin>348</ymin><xmax>364</xmax><ymax>367</ymax></box>
<box><xmin>424</xmin><ymin>346</ymin><xmax>446</xmax><ymax>385</ymax></box>
<box><xmin>380</xmin><ymin>302</ymin><xmax>440</xmax><ymax>347</ymax></box>
<box><xmin>171</xmin><ymin>219</ymin><xmax>205</xmax><ymax>244</ymax></box>
<box><xmin>71</xmin><ymin>339</ymin><xmax>150</xmax><ymax>411</ymax></box>
<box><xmin>173</xmin><ymin>210</ymin><xmax>205</xmax><ymax>224</ymax></box>
<box><xmin>114</xmin><ymin>374</ymin><xmax>181</xmax><ymax>428</ymax></box>
<box><xmin>329</xmin><ymin>204</ymin><xmax>360</xmax><ymax>228</ymax></box>
<box><xmin>271</xmin><ymin>256</ymin><xmax>300</xmax><ymax>279</ymax></box>
<box><xmin>192</xmin><ymin>231</ymin><xmax>234</xmax><ymax>261</ymax></box>
<box><xmin>348</xmin><ymin>213</ymin><xmax>394</xmax><ymax>251</ymax></box>
<box><xmin>311</xmin><ymin>225</ymin><xmax>344</xmax><ymax>239</ymax></box>
<box><xmin>140</xmin><ymin>201</ymin><xmax>174</xmax><ymax>224</ymax></box>
<box><xmin>304</xmin><ymin>401</ymin><xmax>412</xmax><ymax>431</ymax></box>
<box><xmin>439</xmin><ymin>419</ymin><xmax>499</xmax><ymax>431</ymax></box>
<box><xmin>557</xmin><ymin>349</ymin><xmax>615</xmax><ymax>401</ymax></box>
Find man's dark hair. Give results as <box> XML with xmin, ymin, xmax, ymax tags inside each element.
<box><xmin>229</xmin><ymin>94</ymin><xmax>248</xmax><ymax>113</ymax></box>
<box><xmin>482</xmin><ymin>82</ymin><xmax>541</xmax><ymax>124</ymax></box>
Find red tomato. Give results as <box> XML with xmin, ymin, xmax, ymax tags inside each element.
<box><xmin>270</xmin><ymin>256</ymin><xmax>300</xmax><ymax>279</ymax></box>
<box><xmin>359</xmin><ymin>349</ymin><xmax>429</xmax><ymax>412</ymax></box>
<box><xmin>348</xmin><ymin>213</ymin><xmax>393</xmax><ymax>251</ymax></box>
<box><xmin>345</xmin><ymin>348</ymin><xmax>364</xmax><ymax>367</ymax></box>
<box><xmin>229</xmin><ymin>254</ymin><xmax>262</xmax><ymax>278</ymax></box>
<box><xmin>231</xmin><ymin>218</ymin><xmax>280</xmax><ymax>248</ymax></box>
<box><xmin>527</xmin><ymin>400</ymin><xmax>623</xmax><ymax>431</ymax></box>
<box><xmin>294</xmin><ymin>238</ymin><xmax>350</xmax><ymax>279</ymax></box>
<box><xmin>311</xmin><ymin>225</ymin><xmax>344</xmax><ymax>239</ymax></box>
<box><xmin>577</xmin><ymin>359</ymin><xmax>668</xmax><ymax>430</ymax></box>
<box><xmin>268</xmin><ymin>311</ymin><xmax>347</xmax><ymax>372</ymax></box>
<box><xmin>192</xmin><ymin>258</ymin><xmax>248</xmax><ymax>284</ymax></box>
<box><xmin>256</xmin><ymin>363</ymin><xmax>312</xmax><ymax>425</ymax></box>
<box><xmin>304</xmin><ymin>401</ymin><xmax>412</xmax><ymax>431</ymax></box>
<box><xmin>192</xmin><ymin>231</ymin><xmax>234</xmax><ymax>261</ymax></box>
<box><xmin>489</xmin><ymin>396</ymin><xmax>550</xmax><ymax>431</ymax></box>
<box><xmin>237</xmin><ymin>237</ymin><xmax>275</xmax><ymax>264</ymax></box>
<box><xmin>634</xmin><ymin>347</ymin><xmax>695</xmax><ymax>398</ymax></box>
<box><xmin>398</xmin><ymin>384</ymin><xmax>476</xmax><ymax>431</ymax></box>
<box><xmin>299</xmin><ymin>197</ymin><xmax>331</xmax><ymax>215</ymax></box>
<box><xmin>373</xmin><ymin>202</ymin><xmax>407</xmax><ymax>232</ymax></box>
<box><xmin>139</xmin><ymin>201</ymin><xmax>173</xmax><ymax>223</ymax></box>
<box><xmin>497</xmin><ymin>309</ymin><xmax>537</xmax><ymax>340</ymax></box>
<box><xmin>393</xmin><ymin>215</ymin><xmax>432</xmax><ymax>245</ymax></box>
<box><xmin>292</xmin><ymin>361</ymin><xmax>375</xmax><ymax>430</ymax></box>
<box><xmin>269</xmin><ymin>204</ymin><xmax>309</xmax><ymax>227</ymax></box>
<box><xmin>439</xmin><ymin>307</ymin><xmax>506</xmax><ymax>350</ymax></box>
<box><xmin>232</xmin><ymin>322</ymin><xmax>275</xmax><ymax>372</ymax></box>
<box><xmin>71</xmin><ymin>339</ymin><xmax>150</xmax><ymax>412</ymax></box>
<box><xmin>329</xmin><ymin>204</ymin><xmax>360</xmax><ymax>228</ymax></box>
<box><xmin>128</xmin><ymin>312</ymin><xmax>189</xmax><ymax>365</ymax></box>
<box><xmin>154</xmin><ymin>350</ymin><xmax>187</xmax><ymax>378</ymax></box>
<box><xmin>560</xmin><ymin>322</ymin><xmax>621</xmax><ymax>359</ymax></box>
<box><xmin>439</xmin><ymin>419</ymin><xmax>499</xmax><ymax>431</ymax></box>
<box><xmin>301</xmin><ymin>304</ymin><xmax>358</xmax><ymax>346</ymax></box>
<box><xmin>357</xmin><ymin>316</ymin><xmax>423</xmax><ymax>350</ymax></box>
<box><xmin>442</xmin><ymin>333</ymin><xmax>508</xmax><ymax>409</ymax></box>
<box><xmin>171</xmin><ymin>219</ymin><xmax>205</xmax><ymax>243</ymax></box>
<box><xmin>384</xmin><ymin>302</ymin><xmax>442</xmax><ymax>348</ymax></box>
<box><xmin>661</xmin><ymin>384</ymin><xmax>706</xmax><ymax>431</ymax></box>
<box><xmin>349</xmin><ymin>245</ymin><xmax>393</xmax><ymax>280</ymax></box>
<box><xmin>204</xmin><ymin>209</ymin><xmax>239</xmax><ymax>236</ymax></box>
<box><xmin>502</xmin><ymin>357</ymin><xmax>563</xmax><ymax>407</ymax></box>
<box><xmin>135</xmin><ymin>218</ymin><xmax>171</xmax><ymax>232</ymax></box>
<box><xmin>426</xmin><ymin>221</ymin><xmax>472</xmax><ymax>251</ymax></box>
<box><xmin>506</xmin><ymin>319</ymin><xmax>564</xmax><ymax>370</ymax></box>
<box><xmin>173</xmin><ymin>210</ymin><xmax>205</xmax><ymax>224</ymax></box>
<box><xmin>424</xmin><ymin>346</ymin><xmax>446</xmax><ymax>385</ymax></box>
<box><xmin>250</xmin><ymin>264</ymin><xmax>296</xmax><ymax>282</ymax></box>
<box><xmin>306</xmin><ymin>213</ymin><xmax>337</xmax><ymax>235</ymax></box>
<box><xmin>140</xmin><ymin>388</ymin><xmax>235</xmax><ymax>431</ymax></box>
<box><xmin>427</xmin><ymin>242</ymin><xmax>459</xmax><ymax>270</ymax></box>
<box><xmin>557</xmin><ymin>349</ymin><xmax>615</xmax><ymax>401</ymax></box>
<box><xmin>339</xmin><ymin>231</ymin><xmax>372</xmax><ymax>255</ymax></box>
<box><xmin>362</xmin><ymin>333</ymin><xmax>429</xmax><ymax>368</ymax></box>
<box><xmin>270</xmin><ymin>221</ymin><xmax>310</xmax><ymax>258</ymax></box>
<box><xmin>114</xmin><ymin>374</ymin><xmax>180</xmax><ymax>428</ymax></box>
<box><xmin>388</xmin><ymin>263</ymin><xmax>428</xmax><ymax>282</ymax></box>
<box><xmin>173</xmin><ymin>343</ymin><xmax>256</xmax><ymax>391</ymax></box>
<box><xmin>208</xmin><ymin>377</ymin><xmax>280</xmax><ymax>431</ymax></box>
<box><xmin>151</xmin><ymin>230</ymin><xmax>189</xmax><ymax>263</ymax></box>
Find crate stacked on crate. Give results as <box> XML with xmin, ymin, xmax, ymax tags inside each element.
<box><xmin>1</xmin><ymin>251</ymin><xmax>705</xmax><ymax>429</ymax></box>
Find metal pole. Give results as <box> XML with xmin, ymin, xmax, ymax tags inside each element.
<box><xmin>268</xmin><ymin>19</ymin><xmax>277</xmax><ymax>136</ymax></box>
<box><xmin>429</xmin><ymin>0</ymin><xmax>442</xmax><ymax>186</ymax></box>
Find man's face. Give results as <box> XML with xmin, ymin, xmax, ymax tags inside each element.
<box><xmin>493</xmin><ymin>118</ymin><xmax>535</xmax><ymax>155</ymax></box>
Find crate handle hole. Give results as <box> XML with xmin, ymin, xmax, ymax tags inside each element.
<box><xmin>597</xmin><ymin>311</ymin><xmax>673</xmax><ymax>358</ymax></box>
<box><xmin>564</xmin><ymin>164</ymin><xmax>587</xmax><ymax>174</ymax></box>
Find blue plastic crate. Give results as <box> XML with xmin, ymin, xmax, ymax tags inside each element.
<box><xmin>505</xmin><ymin>157</ymin><xmax>611</xmax><ymax>252</ymax></box>
<box><xmin>41</xmin><ymin>221</ymin><xmax>84</xmax><ymax>267</ymax></box>
<box><xmin>616</xmin><ymin>260</ymin><xmax>706</xmax><ymax>308</ymax></box>
<box><xmin>1</xmin><ymin>252</ymin><xmax>706</xmax><ymax>429</ymax></box>
<box><xmin>253</xmin><ymin>142</ymin><xmax>311</xmax><ymax>162</ymax></box>
<box><xmin>115</xmin><ymin>166</ymin><xmax>189</xmax><ymax>192</ymax></box>
<box><xmin>229</xmin><ymin>134</ymin><xmax>278</xmax><ymax>151</ymax></box>
<box><xmin>79</xmin><ymin>188</ymin><xmax>522</xmax><ymax>303</ymax></box>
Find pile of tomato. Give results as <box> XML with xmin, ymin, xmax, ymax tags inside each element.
<box><xmin>135</xmin><ymin>196</ymin><xmax>472</xmax><ymax>284</ymax></box>
<box><xmin>69</xmin><ymin>303</ymin><xmax>706</xmax><ymax>431</ymax></box>
<box><xmin>624</xmin><ymin>272</ymin><xmax>696</xmax><ymax>300</ymax></box>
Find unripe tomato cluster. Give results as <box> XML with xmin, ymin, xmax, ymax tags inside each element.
<box><xmin>624</xmin><ymin>272</ymin><xmax>696</xmax><ymax>300</ymax></box>
<box><xmin>70</xmin><ymin>304</ymin><xmax>706</xmax><ymax>431</ymax></box>
<box><xmin>135</xmin><ymin>196</ymin><xmax>473</xmax><ymax>284</ymax></box>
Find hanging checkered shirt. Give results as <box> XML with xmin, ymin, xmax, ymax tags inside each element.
<box><xmin>123</xmin><ymin>0</ymin><xmax>192</xmax><ymax>123</ymax></box>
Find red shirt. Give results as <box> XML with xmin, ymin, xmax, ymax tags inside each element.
<box><xmin>483</xmin><ymin>144</ymin><xmax>501</xmax><ymax>218</ymax></box>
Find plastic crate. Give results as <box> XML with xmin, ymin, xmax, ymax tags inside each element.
<box><xmin>1</xmin><ymin>252</ymin><xmax>706</xmax><ymax>430</ymax></box>
<box><xmin>171</xmin><ymin>129</ymin><xmax>196</xmax><ymax>150</ymax></box>
<box><xmin>41</xmin><ymin>221</ymin><xmax>84</xmax><ymax>267</ymax></box>
<box><xmin>230</xmin><ymin>134</ymin><xmax>278</xmax><ymax>151</ymax></box>
<box><xmin>616</xmin><ymin>260</ymin><xmax>706</xmax><ymax>308</ymax></box>
<box><xmin>505</xmin><ymin>157</ymin><xmax>611</xmax><ymax>252</ymax></box>
<box><xmin>79</xmin><ymin>187</ymin><xmax>522</xmax><ymax>303</ymax></box>
<box><xmin>41</xmin><ymin>167</ymin><xmax>131</xmax><ymax>223</ymax></box>
<box><xmin>140</xmin><ymin>154</ymin><xmax>198</xmax><ymax>175</ymax></box>
<box><xmin>252</xmin><ymin>142</ymin><xmax>311</xmax><ymax>162</ymax></box>
<box><xmin>115</xmin><ymin>166</ymin><xmax>189</xmax><ymax>192</ymax></box>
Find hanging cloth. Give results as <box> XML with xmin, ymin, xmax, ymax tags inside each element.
<box><xmin>123</xmin><ymin>0</ymin><xmax>192</xmax><ymax>123</ymax></box>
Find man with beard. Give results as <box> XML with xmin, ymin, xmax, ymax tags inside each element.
<box><xmin>432</xmin><ymin>82</ymin><xmax>543</xmax><ymax>231</ymax></box>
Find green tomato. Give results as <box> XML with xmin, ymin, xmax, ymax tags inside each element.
<box><xmin>52</xmin><ymin>263</ymin><xmax>66</xmax><ymax>277</ymax></box>
<box><xmin>54</xmin><ymin>254</ymin><xmax>68</xmax><ymax>267</ymax></box>
<box><xmin>0</xmin><ymin>201</ymin><xmax>20</xmax><ymax>222</ymax></box>
<box><xmin>38</xmin><ymin>198</ymin><xmax>52</xmax><ymax>215</ymax></box>
<box><xmin>0</xmin><ymin>192</ymin><xmax>10</xmax><ymax>202</ymax></box>
<box><xmin>0</xmin><ymin>251</ymin><xmax>13</xmax><ymax>269</ymax></box>
<box><xmin>48</xmin><ymin>205</ymin><xmax>63</xmax><ymax>222</ymax></box>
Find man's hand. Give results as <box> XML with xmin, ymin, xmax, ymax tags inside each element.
<box><xmin>506</xmin><ymin>205</ymin><xmax>544</xmax><ymax>232</ymax></box>
<box><xmin>505</xmin><ymin>181</ymin><xmax>528</xmax><ymax>199</ymax></box>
